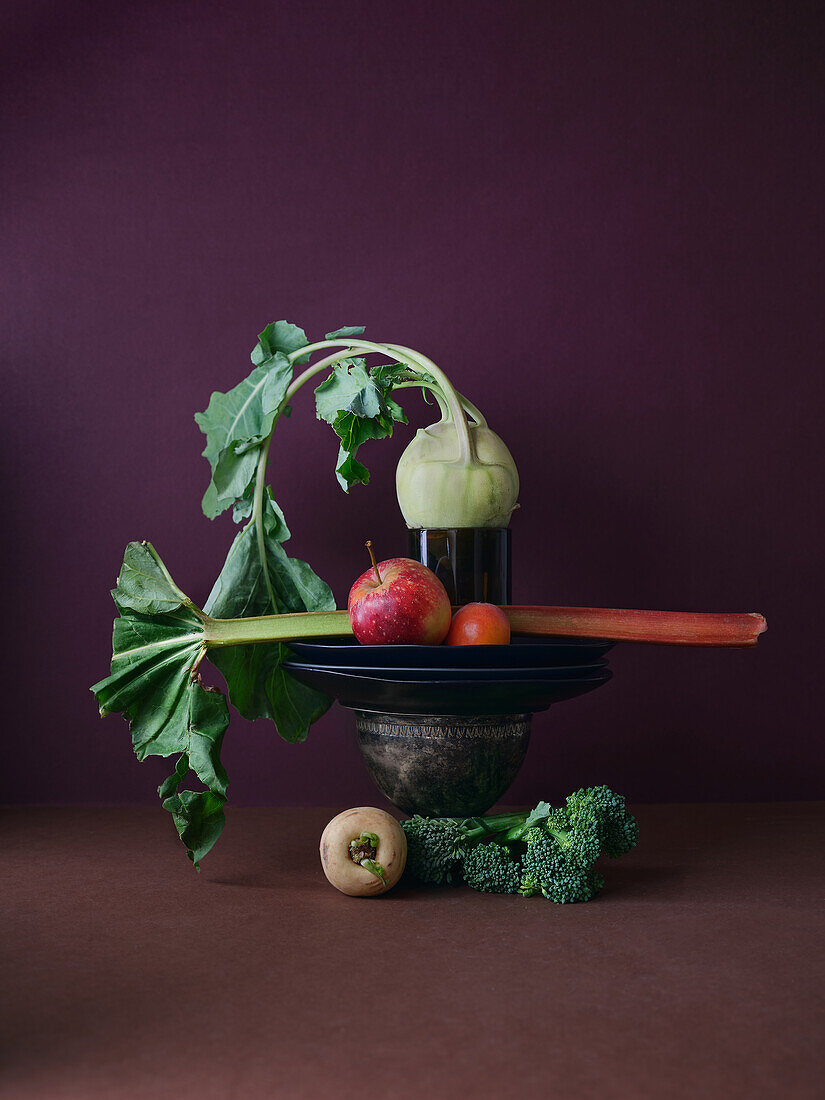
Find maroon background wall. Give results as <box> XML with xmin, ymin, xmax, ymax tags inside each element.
<box><xmin>3</xmin><ymin>0</ymin><xmax>822</xmax><ymax>808</ymax></box>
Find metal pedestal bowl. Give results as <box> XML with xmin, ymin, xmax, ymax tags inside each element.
<box><xmin>284</xmin><ymin>640</ymin><xmax>613</xmax><ymax>817</ymax></box>
<box><xmin>353</xmin><ymin>710</ymin><xmax>532</xmax><ymax>817</ymax></box>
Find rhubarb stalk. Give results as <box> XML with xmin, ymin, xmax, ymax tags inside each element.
<box><xmin>502</xmin><ymin>606</ymin><xmax>767</xmax><ymax>647</ymax></box>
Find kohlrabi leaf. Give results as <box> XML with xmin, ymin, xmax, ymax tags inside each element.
<box><xmin>195</xmin><ymin>354</ymin><xmax>293</xmax><ymax>519</ymax></box>
<box><xmin>252</xmin><ymin>320</ymin><xmax>310</xmax><ymax>365</ymax></box>
<box><xmin>370</xmin><ymin>361</ymin><xmax>419</xmax><ymax>389</ymax></box>
<box><xmin>329</xmin><ymin>413</ymin><xmax>393</xmax><ymax>488</ymax></box>
<box><xmin>314</xmin><ymin>359</ymin><xmax>382</xmax><ymax>422</ymax></box>
<box><xmin>314</xmin><ymin>359</ymin><xmax>408</xmax><ymax>490</ymax></box>
<box><xmin>333</xmin><ymin>445</ymin><xmax>370</xmax><ymax>488</ymax></box>
<box><xmin>325</xmin><ymin>325</ymin><xmax>366</xmax><ymax>340</ymax></box>
<box><xmin>204</xmin><ymin>494</ymin><xmax>334</xmax><ymax>742</ymax></box>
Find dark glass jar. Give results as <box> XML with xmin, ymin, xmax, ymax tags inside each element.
<box><xmin>407</xmin><ymin>528</ymin><xmax>511</xmax><ymax>606</ymax></box>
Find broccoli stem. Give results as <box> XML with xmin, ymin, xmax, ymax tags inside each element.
<box><xmin>457</xmin><ymin>811</ymin><xmax>538</xmax><ymax>844</ymax></box>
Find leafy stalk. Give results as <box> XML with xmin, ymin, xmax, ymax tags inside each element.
<box><xmin>92</xmin><ymin>542</ymin><xmax>351</xmax><ymax>866</ymax></box>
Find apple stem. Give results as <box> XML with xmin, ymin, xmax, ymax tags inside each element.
<box><xmin>482</xmin><ymin>571</ymin><xmax>488</xmax><ymax>603</ymax></box>
<box><xmin>365</xmin><ymin>540</ymin><xmax>382</xmax><ymax>585</ymax></box>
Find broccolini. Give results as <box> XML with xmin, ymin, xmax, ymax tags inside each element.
<box><xmin>401</xmin><ymin>786</ymin><xmax>637</xmax><ymax>903</ymax></box>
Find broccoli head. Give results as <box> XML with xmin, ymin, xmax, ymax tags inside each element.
<box><xmin>401</xmin><ymin>815</ymin><xmax>468</xmax><ymax>884</ymax></box>
<box><xmin>519</xmin><ymin>827</ymin><xmax>605</xmax><ymax>904</ymax></box>
<box><xmin>565</xmin><ymin>785</ymin><xmax>639</xmax><ymax>859</ymax></box>
<box><xmin>461</xmin><ymin>841</ymin><xmax>522</xmax><ymax>894</ymax></box>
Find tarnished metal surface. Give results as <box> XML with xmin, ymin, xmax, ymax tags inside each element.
<box><xmin>355</xmin><ymin>710</ymin><xmax>532</xmax><ymax>816</ymax></box>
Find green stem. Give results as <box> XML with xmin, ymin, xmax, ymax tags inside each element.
<box><xmin>462</xmin><ymin>812</ymin><xmax>532</xmax><ymax>843</ymax></box>
<box><xmin>393</xmin><ymin>381</ymin><xmax>485</xmax><ymax>426</ymax></box>
<box><xmin>249</xmin><ymin>347</ymin><xmax>349</xmax><ymax>614</ymax></box>
<box><xmin>286</xmin><ymin>339</ymin><xmax>476</xmax><ymax>464</ymax></box>
<box><xmin>359</xmin><ymin>858</ymin><xmax>388</xmax><ymax>885</ymax></box>
<box><xmin>203</xmin><ymin>609</ymin><xmax>352</xmax><ymax>647</ymax></box>
<box><xmin>252</xmin><ymin>433</ymin><xmax>278</xmax><ymax>614</ymax></box>
<box><xmin>393</xmin><ymin>380</ymin><xmax>450</xmax><ymax>421</ymax></box>
<box><xmin>386</xmin><ymin>343</ymin><xmax>476</xmax><ymax>463</ymax></box>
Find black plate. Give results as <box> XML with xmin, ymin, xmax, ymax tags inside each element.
<box><xmin>283</xmin><ymin>658</ymin><xmax>609</xmax><ymax>682</ymax></box>
<box><xmin>283</xmin><ymin>665</ymin><xmax>612</xmax><ymax>716</ymax></box>
<box><xmin>288</xmin><ymin>636</ymin><xmax>614</xmax><ymax>670</ymax></box>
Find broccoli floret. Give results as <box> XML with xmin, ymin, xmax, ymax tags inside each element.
<box><xmin>461</xmin><ymin>841</ymin><xmax>522</xmax><ymax>893</ymax></box>
<box><xmin>545</xmin><ymin>804</ymin><xmax>601</xmax><ymax>868</ymax></box>
<box><xmin>401</xmin><ymin>816</ymin><xmax>468</xmax><ymax>884</ymax></box>
<box><xmin>402</xmin><ymin>811</ymin><xmax>527</xmax><ymax>885</ymax></box>
<box><xmin>566</xmin><ymin>785</ymin><xmax>639</xmax><ymax>858</ymax></box>
<box><xmin>520</xmin><ymin>827</ymin><xmax>604</xmax><ymax>904</ymax></box>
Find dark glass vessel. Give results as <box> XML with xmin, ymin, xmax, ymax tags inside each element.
<box><xmin>407</xmin><ymin>527</ymin><xmax>511</xmax><ymax>606</ymax></box>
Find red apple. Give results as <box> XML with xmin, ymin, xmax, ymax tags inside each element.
<box><xmin>348</xmin><ymin>556</ymin><xmax>452</xmax><ymax>645</ymax></box>
<box><xmin>444</xmin><ymin>602</ymin><xmax>511</xmax><ymax>646</ymax></box>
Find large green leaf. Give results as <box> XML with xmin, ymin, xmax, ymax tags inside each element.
<box><xmin>196</xmin><ymin>321</ymin><xmax>313</xmax><ymax>518</ymax></box>
<box><xmin>252</xmin><ymin>320</ymin><xmax>309</xmax><ymax>365</ymax></box>
<box><xmin>93</xmin><ymin>604</ymin><xmax>208</xmax><ymax>757</ymax></box>
<box><xmin>195</xmin><ymin>353</ymin><xmax>293</xmax><ymax>519</ymax></box>
<box><xmin>112</xmin><ymin>540</ymin><xmax>188</xmax><ymax>614</ymax></box>
<box><xmin>325</xmin><ymin>325</ymin><xmax>365</xmax><ymax>340</ymax></box>
<box><xmin>92</xmin><ymin>543</ymin><xmax>232</xmax><ymax>867</ymax></box>
<box><xmin>160</xmin><ymin>787</ymin><xmax>227</xmax><ymax>871</ymax></box>
<box><xmin>314</xmin><ymin>359</ymin><xmax>408</xmax><ymax>489</ymax></box>
<box><xmin>315</xmin><ymin>358</ymin><xmax>382</xmax><ymax>422</ymax></box>
<box><xmin>204</xmin><ymin>495</ymin><xmax>335</xmax><ymax>742</ymax></box>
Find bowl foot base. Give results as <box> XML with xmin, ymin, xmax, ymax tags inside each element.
<box><xmin>354</xmin><ymin>710</ymin><xmax>532</xmax><ymax>817</ymax></box>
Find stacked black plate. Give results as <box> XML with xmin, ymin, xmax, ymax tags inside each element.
<box><xmin>283</xmin><ymin>636</ymin><xmax>614</xmax><ymax>716</ymax></box>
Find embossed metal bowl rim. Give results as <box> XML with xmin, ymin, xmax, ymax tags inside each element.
<box><xmin>348</xmin><ymin>703</ymin><xmax>552</xmax><ymax>717</ymax></box>
<box><xmin>354</xmin><ymin>711</ymin><xmax>534</xmax><ymax>732</ymax></box>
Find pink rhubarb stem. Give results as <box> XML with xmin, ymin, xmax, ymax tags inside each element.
<box><xmin>501</xmin><ymin>606</ymin><xmax>767</xmax><ymax>647</ymax></box>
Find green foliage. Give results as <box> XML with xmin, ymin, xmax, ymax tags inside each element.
<box><xmin>195</xmin><ymin>356</ymin><xmax>292</xmax><ymax>519</ymax></box>
<box><xmin>203</xmin><ymin>491</ymin><xmax>334</xmax><ymax>743</ymax></box>
<box><xmin>314</xmin><ymin>356</ymin><xmax>409</xmax><ymax>490</ymax></box>
<box><xmin>194</xmin><ymin>319</ymin><xmax>338</xmax><ymax>741</ymax></box>
<box><xmin>253</xmin><ymin>320</ymin><xmax>310</xmax><ymax>364</ymax></box>
<box><xmin>112</xmin><ymin>540</ymin><xmax>188</xmax><ymax>614</ymax></box>
<box><xmin>159</xmin><ymin>786</ymin><xmax>227</xmax><ymax>871</ymax></box>
<box><xmin>325</xmin><ymin>325</ymin><xmax>366</xmax><ymax>340</ymax></box>
<box><xmin>91</xmin><ymin>542</ymin><xmax>231</xmax><ymax>867</ymax></box>
<box><xmin>195</xmin><ymin>320</ymin><xmax>310</xmax><ymax>519</ymax></box>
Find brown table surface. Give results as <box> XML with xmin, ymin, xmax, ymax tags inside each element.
<box><xmin>2</xmin><ymin>803</ymin><xmax>823</xmax><ymax>1099</ymax></box>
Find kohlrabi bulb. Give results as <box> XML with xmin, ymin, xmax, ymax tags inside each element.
<box><xmin>396</xmin><ymin>420</ymin><xmax>519</xmax><ymax>529</ymax></box>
